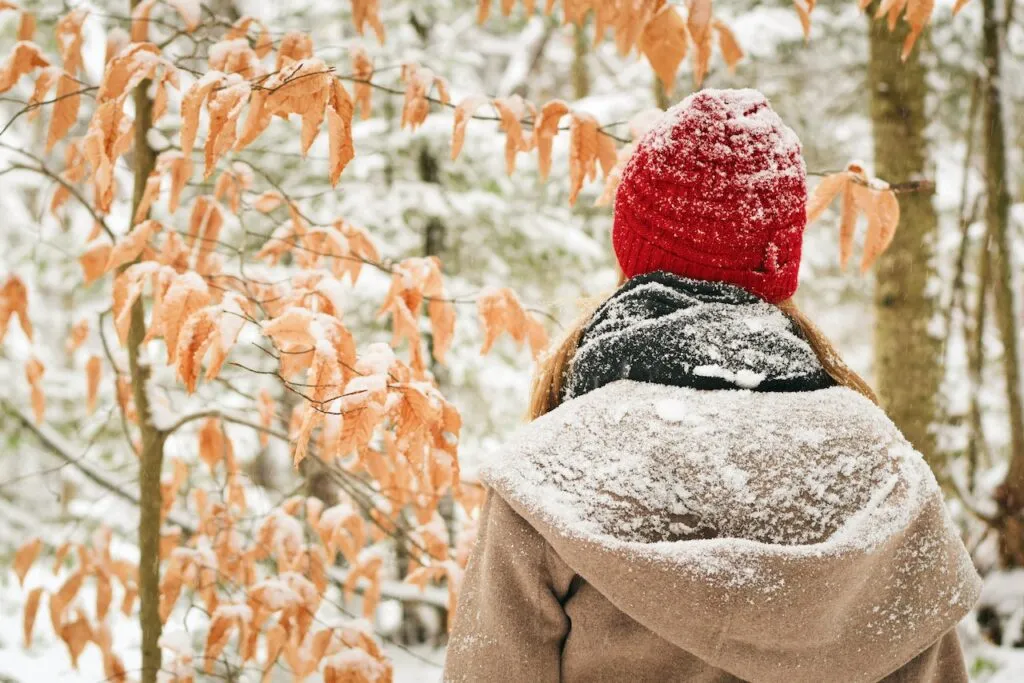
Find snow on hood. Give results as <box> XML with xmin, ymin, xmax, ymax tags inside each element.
<box><xmin>481</xmin><ymin>381</ymin><xmax>980</xmax><ymax>683</ymax></box>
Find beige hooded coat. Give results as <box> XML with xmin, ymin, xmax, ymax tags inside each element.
<box><xmin>444</xmin><ymin>381</ymin><xmax>981</xmax><ymax>683</ymax></box>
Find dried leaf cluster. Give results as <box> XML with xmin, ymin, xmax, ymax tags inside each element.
<box><xmin>0</xmin><ymin>5</ymin><xmax>543</xmax><ymax>681</ymax></box>
<box><xmin>476</xmin><ymin>0</ymin><xmax>743</xmax><ymax>89</ymax></box>
<box><xmin>806</xmin><ymin>162</ymin><xmax>902</xmax><ymax>273</ymax></box>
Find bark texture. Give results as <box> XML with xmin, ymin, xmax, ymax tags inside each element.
<box><xmin>981</xmin><ymin>0</ymin><xmax>1024</xmax><ymax>566</ymax></box>
<box><xmin>867</xmin><ymin>12</ymin><xmax>943</xmax><ymax>469</ymax></box>
<box><xmin>129</xmin><ymin>1</ymin><xmax>164</xmax><ymax>677</ymax></box>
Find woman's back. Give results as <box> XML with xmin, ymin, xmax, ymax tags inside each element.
<box><xmin>444</xmin><ymin>88</ymin><xmax>980</xmax><ymax>682</ymax></box>
<box><xmin>446</xmin><ymin>277</ymin><xmax>979</xmax><ymax>683</ymax></box>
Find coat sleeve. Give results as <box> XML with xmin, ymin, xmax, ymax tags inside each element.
<box><xmin>444</xmin><ymin>489</ymin><xmax>575</xmax><ymax>683</ymax></box>
<box><xmin>883</xmin><ymin>629</ymin><xmax>970</xmax><ymax>682</ymax></box>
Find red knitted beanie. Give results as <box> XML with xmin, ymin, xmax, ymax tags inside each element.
<box><xmin>613</xmin><ymin>88</ymin><xmax>807</xmax><ymax>303</ymax></box>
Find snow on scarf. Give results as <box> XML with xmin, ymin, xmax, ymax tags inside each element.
<box><xmin>563</xmin><ymin>271</ymin><xmax>834</xmax><ymax>400</ymax></box>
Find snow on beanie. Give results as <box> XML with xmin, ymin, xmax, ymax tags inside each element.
<box><xmin>612</xmin><ymin>88</ymin><xmax>807</xmax><ymax>304</ymax></box>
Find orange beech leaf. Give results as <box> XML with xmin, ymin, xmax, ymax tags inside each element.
<box><xmin>596</xmin><ymin>130</ymin><xmax>617</xmax><ymax>179</ymax></box>
<box><xmin>477</xmin><ymin>288</ymin><xmax>548</xmax><ymax>358</ymax></box>
<box><xmin>808</xmin><ymin>163</ymin><xmax>900</xmax><ymax>271</ymax></box>
<box><xmin>134</xmin><ymin>172</ymin><xmax>162</xmax><ymax>226</ymax></box>
<box><xmin>99</xmin><ymin>42</ymin><xmax>177</xmax><ymax>104</ymax></box>
<box><xmin>533</xmin><ymin>99</ymin><xmax>569</xmax><ymax>179</ymax></box>
<box><xmin>0</xmin><ymin>274</ymin><xmax>32</xmax><ymax>341</ymax></box>
<box><xmin>66</xmin><ymin>318</ymin><xmax>89</xmax><ymax>353</ymax></box>
<box><xmin>25</xmin><ymin>357</ymin><xmax>45</xmax><ymax>423</ymax></box>
<box><xmin>52</xmin><ymin>541</ymin><xmax>71</xmax><ymax>573</ymax></box>
<box><xmin>50</xmin><ymin>570</ymin><xmax>84</xmax><ymax>631</ymax></box>
<box><xmin>262</xmin><ymin>623</ymin><xmax>287</xmax><ymax>682</ymax></box>
<box><xmin>687</xmin><ymin>4</ymin><xmax>714</xmax><ymax>85</ymax></box>
<box><xmin>205</xmin><ymin>78</ymin><xmax>250</xmax><ymax>177</ymax></box>
<box><xmin>234</xmin><ymin>84</ymin><xmax>269</xmax><ymax>149</ymax></box>
<box><xmin>227</xmin><ymin>16</ymin><xmax>274</xmax><ymax>59</ymax></box>
<box><xmin>110</xmin><ymin>262</ymin><xmax>163</xmax><ymax>346</ymax></box>
<box><xmin>252</xmin><ymin>191</ymin><xmax>285</xmax><ymax>213</ymax></box>
<box><xmin>900</xmin><ymin>0</ymin><xmax>934</xmax><ymax>61</ymax></box>
<box><xmin>713</xmin><ymin>19</ymin><xmax>744</xmax><ymax>72</ymax></box>
<box><xmin>157</xmin><ymin>231</ymin><xmax>189</xmax><ymax>272</ymax></box>
<box><xmin>595</xmin><ymin>144</ymin><xmax>634</xmax><ymax>207</ymax></box>
<box><xmin>147</xmin><ymin>271</ymin><xmax>211</xmax><ymax>362</ymax></box>
<box><xmin>262</xmin><ymin>307</ymin><xmax>318</xmax><ymax>349</ymax></box>
<box><xmin>188</xmin><ymin>197</ymin><xmax>225</xmax><ymax>275</ymax></box>
<box><xmin>46</xmin><ymin>73</ymin><xmax>81</xmax><ymax>152</ymax></box>
<box><xmin>421</xmin><ymin>261</ymin><xmax>455</xmax><ymax>364</ymax></box>
<box><xmin>0</xmin><ymin>41</ymin><xmax>50</xmax><ymax>94</ymax></box>
<box><xmin>478</xmin><ymin>0</ymin><xmax>492</xmax><ymax>23</ymax></box>
<box><xmin>50</xmin><ymin>142</ymin><xmax>85</xmax><ymax>216</ymax></box>
<box><xmin>952</xmin><ymin>0</ymin><xmax>972</xmax><ymax>13</ymax></box>
<box><xmin>17</xmin><ymin>10</ymin><xmax>34</xmax><ymax>40</ymax></box>
<box><xmin>568</xmin><ymin>112</ymin><xmax>600</xmax><ymax>206</ymax></box>
<box><xmin>203</xmin><ymin>604</ymin><xmax>252</xmax><ymax>673</ymax></box>
<box><xmin>327</xmin><ymin>80</ymin><xmax>356</xmax><ymax>186</ymax></box>
<box><xmin>59</xmin><ymin>612</ymin><xmax>93</xmax><ymax>669</ymax></box>
<box><xmin>793</xmin><ymin>0</ymin><xmax>814</xmax><ymax>40</ymax></box>
<box><xmin>639</xmin><ymin>5</ymin><xmax>688</xmax><ymax>95</ymax></box>
<box><xmin>95</xmin><ymin>571</ymin><xmax>112</xmax><ymax>620</ymax></box>
<box><xmin>13</xmin><ymin>537</ymin><xmax>41</xmax><ymax>586</ymax></box>
<box><xmin>838</xmin><ymin>172</ymin><xmax>860</xmax><ymax>269</ymax></box>
<box><xmin>853</xmin><ymin>181</ymin><xmax>901</xmax><ymax>273</ymax></box>
<box><xmin>26</xmin><ymin>65</ymin><xmax>59</xmax><ymax>120</ymax></box>
<box><xmin>153</xmin><ymin>79</ymin><xmax>172</xmax><ymax>122</ymax></box>
<box><xmin>120</xmin><ymin>584</ymin><xmax>137</xmax><ymax>617</ymax></box>
<box><xmin>493</xmin><ymin>95</ymin><xmax>530</xmax><ymax>174</ymax></box>
<box><xmin>686</xmin><ymin>0</ymin><xmax>713</xmax><ymax>45</ymax></box>
<box><xmin>96</xmin><ymin>43</ymin><xmax>145</xmax><ymax>101</ymax></box>
<box><xmin>806</xmin><ymin>171</ymin><xmax>848</xmax><ymax>224</ymax></box>
<box><xmin>105</xmin><ymin>28</ymin><xmax>129</xmax><ymax>65</ymax></box>
<box><xmin>167</xmin><ymin>0</ymin><xmax>201</xmax><ymax>31</ymax></box>
<box><xmin>876</xmin><ymin>0</ymin><xmax>909</xmax><ymax>31</ymax></box>
<box><xmin>351</xmin><ymin>0</ymin><xmax>386</xmax><ymax>43</ymax></box>
<box><xmin>198</xmin><ymin>418</ymin><xmax>235</xmax><ymax>473</ymax></box>
<box><xmin>429</xmin><ymin>297</ymin><xmax>456</xmax><ymax>364</ymax></box>
<box><xmin>263</xmin><ymin>59</ymin><xmax>333</xmax><ymax>155</ymax></box>
<box><xmin>130</xmin><ymin>0</ymin><xmax>159</xmax><ymax>41</ymax></box>
<box><xmin>207</xmin><ymin>37</ymin><xmax>262</xmax><ymax>78</ymax></box>
<box><xmin>277</xmin><ymin>31</ymin><xmax>314</xmax><ymax>68</ymax></box>
<box><xmin>257</xmin><ymin>388</ymin><xmax>274</xmax><ymax>447</ymax></box>
<box><xmin>181</xmin><ymin>70</ymin><xmax>227</xmax><ymax>157</ymax></box>
<box><xmin>400</xmin><ymin>63</ymin><xmax>433</xmax><ymax>131</ymax></box>
<box><xmin>451</xmin><ymin>96</ymin><xmax>489</xmax><ymax>161</ymax></box>
<box><xmin>322</xmin><ymin>647</ymin><xmax>391</xmax><ymax>683</ymax></box>
<box><xmin>335</xmin><ymin>221</ymin><xmax>379</xmax><ymax>283</ymax></box>
<box><xmin>86</xmin><ymin>355</ymin><xmax>102</xmax><ymax>414</ymax></box>
<box><xmin>23</xmin><ymin>586</ymin><xmax>44</xmax><ymax>647</ymax></box>
<box><xmin>351</xmin><ymin>47</ymin><xmax>374</xmax><ymax>120</ymax></box>
<box><xmin>55</xmin><ymin>9</ymin><xmax>87</xmax><ymax>75</ymax></box>
<box><xmin>105</xmin><ymin>219</ymin><xmax>163</xmax><ymax>273</ymax></box>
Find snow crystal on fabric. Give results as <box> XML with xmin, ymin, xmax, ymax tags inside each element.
<box><xmin>490</xmin><ymin>382</ymin><xmax>898</xmax><ymax>547</ymax></box>
<box><xmin>564</xmin><ymin>273</ymin><xmax>832</xmax><ymax>399</ymax></box>
<box><xmin>479</xmin><ymin>380</ymin><xmax>981</xmax><ymax>682</ymax></box>
<box><xmin>645</xmin><ymin>88</ymin><xmax>804</xmax><ymax>181</ymax></box>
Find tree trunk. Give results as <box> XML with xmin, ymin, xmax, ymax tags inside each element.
<box><xmin>981</xmin><ymin>0</ymin><xmax>1024</xmax><ymax>566</ymax></box>
<box><xmin>867</xmin><ymin>11</ymin><xmax>943</xmax><ymax>470</ymax></box>
<box><xmin>572</xmin><ymin>25</ymin><xmax>590</xmax><ymax>99</ymax></box>
<box><xmin>129</xmin><ymin>1</ymin><xmax>164</xmax><ymax>679</ymax></box>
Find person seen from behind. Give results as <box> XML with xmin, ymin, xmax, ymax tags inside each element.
<box><xmin>443</xmin><ymin>88</ymin><xmax>981</xmax><ymax>683</ymax></box>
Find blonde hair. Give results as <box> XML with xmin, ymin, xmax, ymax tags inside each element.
<box><xmin>528</xmin><ymin>292</ymin><xmax>877</xmax><ymax>421</ymax></box>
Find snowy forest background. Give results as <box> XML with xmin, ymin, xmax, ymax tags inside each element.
<box><xmin>1</xmin><ymin>0</ymin><xmax>1023</xmax><ymax>680</ymax></box>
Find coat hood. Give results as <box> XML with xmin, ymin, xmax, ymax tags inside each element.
<box><xmin>481</xmin><ymin>381</ymin><xmax>980</xmax><ymax>683</ymax></box>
